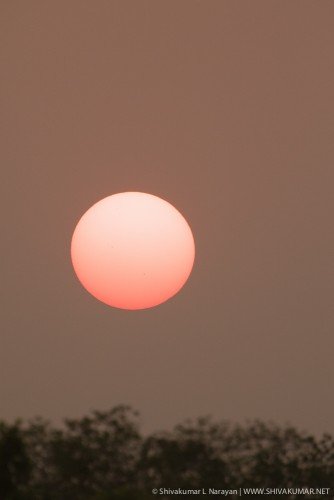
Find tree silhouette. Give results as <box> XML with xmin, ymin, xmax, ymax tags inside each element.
<box><xmin>24</xmin><ymin>406</ymin><xmax>142</xmax><ymax>500</ymax></box>
<box><xmin>0</xmin><ymin>422</ymin><xmax>32</xmax><ymax>499</ymax></box>
<box><xmin>0</xmin><ymin>407</ymin><xmax>333</xmax><ymax>499</ymax></box>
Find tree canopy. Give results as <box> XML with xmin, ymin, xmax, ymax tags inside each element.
<box><xmin>0</xmin><ymin>406</ymin><xmax>333</xmax><ymax>499</ymax></box>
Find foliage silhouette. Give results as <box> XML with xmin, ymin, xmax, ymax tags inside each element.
<box><xmin>0</xmin><ymin>406</ymin><xmax>333</xmax><ymax>499</ymax></box>
<box><xmin>0</xmin><ymin>422</ymin><xmax>32</xmax><ymax>500</ymax></box>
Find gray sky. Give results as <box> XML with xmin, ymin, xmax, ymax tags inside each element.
<box><xmin>1</xmin><ymin>0</ymin><xmax>334</xmax><ymax>435</ymax></box>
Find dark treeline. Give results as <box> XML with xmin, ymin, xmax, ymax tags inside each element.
<box><xmin>0</xmin><ymin>405</ymin><xmax>333</xmax><ymax>499</ymax></box>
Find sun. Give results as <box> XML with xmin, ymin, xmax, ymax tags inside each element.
<box><xmin>71</xmin><ymin>192</ymin><xmax>195</xmax><ymax>310</ymax></box>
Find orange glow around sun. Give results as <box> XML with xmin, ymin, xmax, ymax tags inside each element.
<box><xmin>71</xmin><ymin>192</ymin><xmax>195</xmax><ymax>310</ymax></box>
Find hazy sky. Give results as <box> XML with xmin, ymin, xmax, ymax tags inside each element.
<box><xmin>1</xmin><ymin>1</ymin><xmax>334</xmax><ymax>435</ymax></box>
